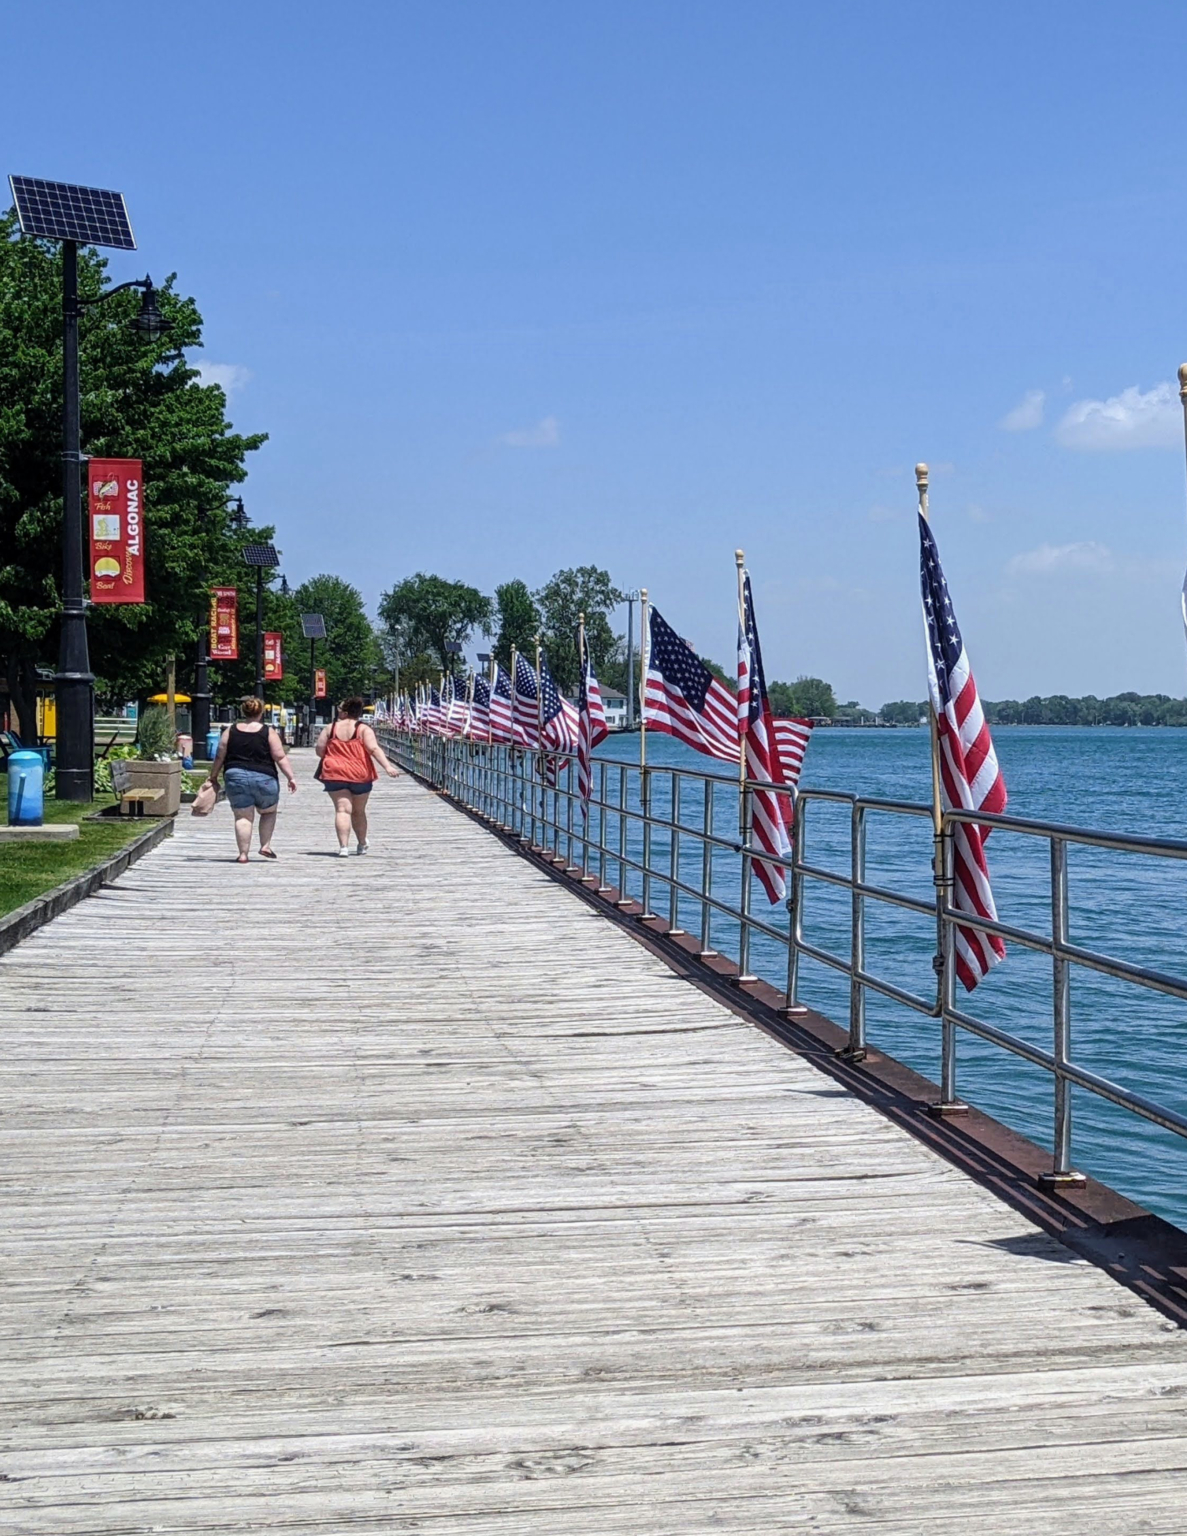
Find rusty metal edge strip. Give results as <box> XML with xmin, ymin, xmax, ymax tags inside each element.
<box><xmin>0</xmin><ymin>817</ymin><xmax>175</xmax><ymax>958</ymax></box>
<box><xmin>414</xmin><ymin>770</ymin><xmax>1187</xmax><ymax>1329</ymax></box>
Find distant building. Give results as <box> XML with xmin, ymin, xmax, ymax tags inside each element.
<box><xmin>602</xmin><ymin>689</ymin><xmax>628</xmax><ymax>729</ymax></box>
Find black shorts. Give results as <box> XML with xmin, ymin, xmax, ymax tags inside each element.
<box><xmin>322</xmin><ymin>780</ymin><xmax>373</xmax><ymax>795</ymax></box>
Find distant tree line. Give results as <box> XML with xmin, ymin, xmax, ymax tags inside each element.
<box><xmin>879</xmin><ymin>694</ymin><xmax>1187</xmax><ymax>727</ymax></box>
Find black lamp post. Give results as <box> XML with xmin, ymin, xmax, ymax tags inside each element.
<box><xmin>242</xmin><ymin>542</ymin><xmax>279</xmax><ymax>698</ymax></box>
<box><xmin>301</xmin><ymin>613</ymin><xmax>326</xmax><ymax>743</ymax></box>
<box><xmin>8</xmin><ymin>176</ymin><xmax>168</xmax><ymax>799</ymax></box>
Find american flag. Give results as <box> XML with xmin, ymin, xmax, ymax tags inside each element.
<box><xmin>577</xmin><ymin>631</ymin><xmax>608</xmax><ymax>815</ymax></box>
<box><xmin>469</xmin><ymin>674</ymin><xmax>491</xmax><ymax>742</ymax></box>
<box><xmin>539</xmin><ymin>654</ymin><xmax>579</xmax><ymax>753</ymax></box>
<box><xmin>444</xmin><ymin>675</ymin><xmax>468</xmax><ymax>736</ymax></box>
<box><xmin>424</xmin><ymin>686</ymin><xmax>445</xmax><ymax>735</ymax></box>
<box><xmin>513</xmin><ymin>653</ymin><xmax>541</xmax><ymax>748</ymax></box>
<box><xmin>920</xmin><ymin>512</ymin><xmax>1007</xmax><ymax>991</ymax></box>
<box><xmin>644</xmin><ymin>606</ymin><xmax>739</xmax><ymax>764</ymax></box>
<box><xmin>489</xmin><ymin>664</ymin><xmax>514</xmax><ymax>743</ymax></box>
<box><xmin>737</xmin><ymin>572</ymin><xmax>793</xmax><ymax>903</ymax></box>
<box><xmin>771</xmin><ymin>717</ymin><xmax>813</xmax><ymax>788</ymax></box>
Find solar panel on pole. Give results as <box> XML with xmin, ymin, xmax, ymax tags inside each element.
<box><xmin>9</xmin><ymin>176</ymin><xmax>136</xmax><ymax>250</ymax></box>
<box><xmin>300</xmin><ymin>614</ymin><xmax>327</xmax><ymax>639</ymax></box>
<box><xmin>242</xmin><ymin>544</ymin><xmax>280</xmax><ymax>568</ymax></box>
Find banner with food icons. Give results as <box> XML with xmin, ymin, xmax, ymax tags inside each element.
<box><xmin>315</xmin><ymin>668</ymin><xmax>327</xmax><ymax>699</ymax></box>
<box><xmin>209</xmin><ymin>587</ymin><xmax>239</xmax><ymax>660</ymax></box>
<box><xmin>263</xmin><ymin>632</ymin><xmax>284</xmax><ymax>681</ymax></box>
<box><xmin>88</xmin><ymin>458</ymin><xmax>145</xmax><ymax>604</ymax></box>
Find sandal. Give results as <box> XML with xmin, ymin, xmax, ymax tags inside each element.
<box><xmin>236</xmin><ymin>854</ymin><xmax>249</xmax><ymax>864</ymax></box>
<box><xmin>259</xmin><ymin>847</ymin><xmax>278</xmax><ymax>859</ymax></box>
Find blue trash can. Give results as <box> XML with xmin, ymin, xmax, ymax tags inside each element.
<box><xmin>7</xmin><ymin>749</ymin><xmax>45</xmax><ymax>826</ymax></box>
<box><xmin>206</xmin><ymin>728</ymin><xmax>222</xmax><ymax>760</ymax></box>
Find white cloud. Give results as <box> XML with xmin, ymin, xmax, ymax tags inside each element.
<box><xmin>1006</xmin><ymin>541</ymin><xmax>1114</xmax><ymax>577</ymax></box>
<box><xmin>193</xmin><ymin>359</ymin><xmax>252</xmax><ymax>397</ymax></box>
<box><xmin>999</xmin><ymin>389</ymin><xmax>1045</xmax><ymax>432</ymax></box>
<box><xmin>500</xmin><ymin>415</ymin><xmax>560</xmax><ymax>448</ymax></box>
<box><xmin>1056</xmin><ymin>382</ymin><xmax>1181</xmax><ymax>450</ymax></box>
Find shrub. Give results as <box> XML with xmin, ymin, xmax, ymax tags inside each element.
<box><xmin>136</xmin><ymin>707</ymin><xmax>176</xmax><ymax>761</ymax></box>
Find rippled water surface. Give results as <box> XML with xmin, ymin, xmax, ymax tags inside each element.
<box><xmin>590</xmin><ymin>726</ymin><xmax>1187</xmax><ymax>1230</ymax></box>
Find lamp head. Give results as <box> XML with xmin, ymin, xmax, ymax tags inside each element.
<box><xmin>133</xmin><ymin>278</ymin><xmax>168</xmax><ymax>340</ymax></box>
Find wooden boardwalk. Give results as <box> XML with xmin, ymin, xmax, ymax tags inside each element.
<box><xmin>2</xmin><ymin>754</ymin><xmax>1187</xmax><ymax>1532</ymax></box>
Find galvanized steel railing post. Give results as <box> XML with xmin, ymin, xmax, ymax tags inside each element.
<box><xmin>669</xmin><ymin>772</ymin><xmax>684</xmax><ymax>933</ymax></box>
<box><xmin>698</xmin><ymin>780</ymin><xmax>715</xmax><ymax>955</ymax></box>
<box><xmin>736</xmin><ymin>783</ymin><xmax>756</xmax><ymax>982</ymax></box>
<box><xmin>616</xmin><ymin>764</ymin><xmax>629</xmax><ymax>903</ymax></box>
<box><xmin>930</xmin><ymin>822</ymin><xmax>967</xmax><ymax>1116</ymax></box>
<box><xmin>840</xmin><ymin>801</ymin><xmax>867</xmax><ymax>1058</ymax></box>
<box><xmin>1041</xmin><ymin>836</ymin><xmax>1086</xmax><ymax>1187</ymax></box>
<box><xmin>640</xmin><ymin>766</ymin><xmax>655</xmax><ymax>918</ymax></box>
<box><xmin>597</xmin><ymin>761</ymin><xmax>610</xmax><ymax>891</ymax></box>
<box><xmin>782</xmin><ymin>798</ymin><xmax>806</xmax><ymax>1014</ymax></box>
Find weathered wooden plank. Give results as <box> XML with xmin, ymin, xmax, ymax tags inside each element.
<box><xmin>1</xmin><ymin>758</ymin><xmax>1186</xmax><ymax>1530</ymax></box>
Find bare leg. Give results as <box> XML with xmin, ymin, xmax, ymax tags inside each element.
<box><xmin>258</xmin><ymin>804</ymin><xmax>278</xmax><ymax>852</ymax></box>
<box><xmin>331</xmin><ymin>791</ymin><xmax>353</xmax><ymax>848</ymax></box>
<box><xmin>233</xmin><ymin>807</ymin><xmax>255</xmax><ymax>860</ymax></box>
<box><xmin>350</xmin><ymin>792</ymin><xmax>371</xmax><ymax>849</ymax></box>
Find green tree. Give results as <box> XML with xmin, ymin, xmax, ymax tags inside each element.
<box><xmin>769</xmin><ymin>676</ymin><xmax>837</xmax><ymax>719</ymax></box>
<box><xmin>0</xmin><ymin>209</ymin><xmax>266</xmax><ymax>735</ymax></box>
<box><xmin>880</xmin><ymin>700</ymin><xmax>926</xmax><ymax>725</ymax></box>
<box><xmin>534</xmin><ymin>566</ymin><xmax>623</xmax><ymax>694</ymax></box>
<box><xmin>378</xmin><ymin>573</ymin><xmax>492</xmax><ymax>678</ymax></box>
<box><xmin>492</xmin><ymin>579</ymin><xmax>540</xmax><ymax>670</ymax></box>
<box><xmin>283</xmin><ymin>574</ymin><xmax>382</xmax><ymax>705</ymax></box>
<box><xmin>701</xmin><ymin>657</ymin><xmax>737</xmax><ymax>694</ymax></box>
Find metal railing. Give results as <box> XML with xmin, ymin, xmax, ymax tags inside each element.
<box><xmin>382</xmin><ymin>729</ymin><xmax>1187</xmax><ymax>1191</ymax></box>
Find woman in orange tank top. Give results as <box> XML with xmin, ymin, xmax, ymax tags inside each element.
<box><xmin>315</xmin><ymin>697</ymin><xmax>400</xmax><ymax>856</ymax></box>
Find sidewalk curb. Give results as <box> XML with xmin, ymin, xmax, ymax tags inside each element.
<box><xmin>0</xmin><ymin>818</ymin><xmax>174</xmax><ymax>958</ymax></box>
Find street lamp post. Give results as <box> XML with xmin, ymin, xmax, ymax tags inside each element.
<box><xmin>300</xmin><ymin>614</ymin><xmax>326</xmax><ymax>745</ymax></box>
<box><xmin>623</xmin><ymin>589</ymin><xmax>640</xmax><ymax>729</ymax></box>
<box><xmin>242</xmin><ymin>542</ymin><xmax>279</xmax><ymax>699</ymax></box>
<box><xmin>9</xmin><ymin>176</ymin><xmax>168</xmax><ymax>799</ymax></box>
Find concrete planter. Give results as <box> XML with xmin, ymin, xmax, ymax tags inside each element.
<box><xmin>112</xmin><ymin>758</ymin><xmax>182</xmax><ymax>816</ymax></box>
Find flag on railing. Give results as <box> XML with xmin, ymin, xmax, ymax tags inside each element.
<box><xmin>920</xmin><ymin>512</ymin><xmax>1007</xmax><ymax>990</ymax></box>
<box><xmin>644</xmin><ymin>606</ymin><xmax>739</xmax><ymax>764</ymax></box>
<box><xmin>577</xmin><ymin>632</ymin><xmax>608</xmax><ymax>815</ymax></box>
<box><xmin>771</xmin><ymin>717</ymin><xmax>812</xmax><ymax>788</ymax></box>
<box><xmin>424</xmin><ymin>686</ymin><xmax>445</xmax><ymax>735</ymax></box>
<box><xmin>539</xmin><ymin>655</ymin><xmax>579</xmax><ymax>753</ymax></box>
<box><xmin>489</xmin><ymin>664</ymin><xmax>514</xmax><ymax>743</ymax></box>
<box><xmin>737</xmin><ymin>572</ymin><xmax>792</xmax><ymax>903</ymax></box>
<box><xmin>444</xmin><ymin>675</ymin><xmax>468</xmax><ymax>736</ymax></box>
<box><xmin>470</xmin><ymin>674</ymin><xmax>491</xmax><ymax>742</ymax></box>
<box><xmin>513</xmin><ymin>654</ymin><xmax>541</xmax><ymax>747</ymax></box>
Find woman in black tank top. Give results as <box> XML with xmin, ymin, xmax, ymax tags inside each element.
<box><xmin>207</xmin><ymin>697</ymin><xmax>298</xmax><ymax>863</ymax></box>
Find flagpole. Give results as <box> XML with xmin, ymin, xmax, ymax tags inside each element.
<box><xmin>638</xmin><ymin>589</ymin><xmax>648</xmax><ymax>769</ymax></box>
<box><xmin>1179</xmin><ymin>365</ymin><xmax>1187</xmax><ymax>669</ymax></box>
<box><xmin>735</xmin><ymin>549</ymin><xmax>747</xmax><ymax>803</ymax></box>
<box><xmin>630</xmin><ymin>587</ymin><xmax>650</xmax><ymax>916</ymax></box>
<box><xmin>917</xmin><ymin>464</ymin><xmax>943</xmax><ymax>841</ymax></box>
<box><xmin>509</xmin><ymin>644</ymin><xmax>520</xmax><ymax>838</ymax></box>
<box><xmin>918</xmin><ymin>460</ymin><xmax>962</xmax><ymax>1114</ymax></box>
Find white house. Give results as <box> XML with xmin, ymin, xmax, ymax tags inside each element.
<box><xmin>601</xmin><ymin>689</ymin><xmax>628</xmax><ymax>730</ymax></box>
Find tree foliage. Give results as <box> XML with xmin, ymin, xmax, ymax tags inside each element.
<box><xmin>768</xmin><ymin>676</ymin><xmax>837</xmax><ymax>718</ymax></box>
<box><xmin>0</xmin><ymin>210</ymin><xmax>266</xmax><ymax>731</ymax></box>
<box><xmin>492</xmin><ymin>579</ymin><xmax>540</xmax><ymax>671</ymax></box>
<box><xmin>880</xmin><ymin>699</ymin><xmax>927</xmax><ymax>725</ymax></box>
<box><xmin>534</xmin><ymin>566</ymin><xmax>622</xmax><ymax>694</ymax></box>
<box><xmin>277</xmin><ymin>574</ymin><xmax>383</xmax><ymax>706</ymax></box>
<box><xmin>984</xmin><ymin>692</ymin><xmax>1187</xmax><ymax>727</ymax></box>
<box><xmin>378</xmin><ymin>572</ymin><xmax>491</xmax><ymax>677</ymax></box>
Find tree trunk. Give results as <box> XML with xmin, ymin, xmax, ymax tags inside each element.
<box><xmin>5</xmin><ymin>650</ymin><xmax>39</xmax><ymax>744</ymax></box>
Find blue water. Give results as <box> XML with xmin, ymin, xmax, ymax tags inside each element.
<box><xmin>584</xmin><ymin>727</ymin><xmax>1187</xmax><ymax>1230</ymax></box>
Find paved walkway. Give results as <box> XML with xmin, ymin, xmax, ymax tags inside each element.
<box><xmin>2</xmin><ymin>753</ymin><xmax>1187</xmax><ymax>1532</ymax></box>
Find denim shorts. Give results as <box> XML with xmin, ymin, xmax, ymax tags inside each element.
<box><xmin>223</xmin><ymin>766</ymin><xmax>280</xmax><ymax>811</ymax></box>
<box><xmin>321</xmin><ymin>779</ymin><xmax>373</xmax><ymax>796</ymax></box>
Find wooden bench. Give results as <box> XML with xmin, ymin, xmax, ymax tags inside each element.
<box><xmin>119</xmin><ymin>788</ymin><xmax>164</xmax><ymax>818</ymax></box>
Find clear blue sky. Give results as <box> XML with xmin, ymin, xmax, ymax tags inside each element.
<box><xmin>7</xmin><ymin>1</ymin><xmax>1187</xmax><ymax>704</ymax></box>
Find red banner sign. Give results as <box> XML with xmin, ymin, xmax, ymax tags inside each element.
<box><xmin>210</xmin><ymin>587</ymin><xmax>239</xmax><ymax>660</ymax></box>
<box><xmin>314</xmin><ymin>669</ymin><xmax>327</xmax><ymax>699</ymax></box>
<box><xmin>263</xmin><ymin>632</ymin><xmax>283</xmax><ymax>681</ymax></box>
<box><xmin>88</xmin><ymin>458</ymin><xmax>145</xmax><ymax>604</ymax></box>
